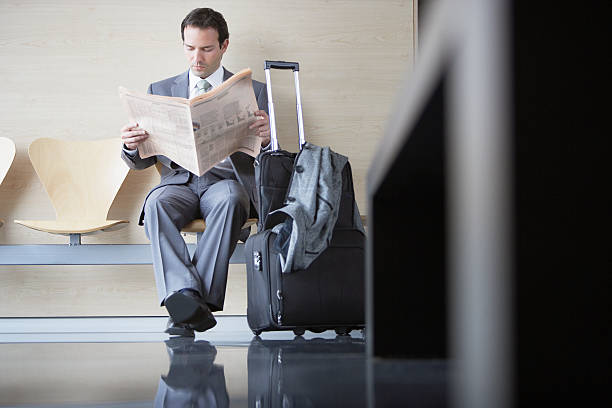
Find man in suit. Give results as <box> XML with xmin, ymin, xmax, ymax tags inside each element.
<box><xmin>120</xmin><ymin>8</ymin><xmax>270</xmax><ymax>337</ymax></box>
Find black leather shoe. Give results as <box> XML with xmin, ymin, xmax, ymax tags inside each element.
<box><xmin>164</xmin><ymin>316</ymin><xmax>195</xmax><ymax>337</ymax></box>
<box><xmin>189</xmin><ymin>309</ymin><xmax>217</xmax><ymax>333</ymax></box>
<box><xmin>165</xmin><ymin>290</ymin><xmax>217</xmax><ymax>333</ymax></box>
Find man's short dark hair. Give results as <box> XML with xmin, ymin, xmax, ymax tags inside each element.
<box><xmin>181</xmin><ymin>8</ymin><xmax>229</xmax><ymax>47</ymax></box>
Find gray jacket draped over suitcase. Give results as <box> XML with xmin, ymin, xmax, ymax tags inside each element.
<box><xmin>271</xmin><ymin>143</ymin><xmax>365</xmax><ymax>273</ymax></box>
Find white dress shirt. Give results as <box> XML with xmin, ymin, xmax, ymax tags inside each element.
<box><xmin>188</xmin><ymin>64</ymin><xmax>225</xmax><ymax>99</ymax></box>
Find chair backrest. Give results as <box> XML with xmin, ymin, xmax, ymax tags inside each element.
<box><xmin>154</xmin><ymin>160</ymin><xmax>164</xmax><ymax>178</ymax></box>
<box><xmin>28</xmin><ymin>138</ymin><xmax>129</xmax><ymax>221</ymax></box>
<box><xmin>0</xmin><ymin>137</ymin><xmax>16</xmax><ymax>186</ymax></box>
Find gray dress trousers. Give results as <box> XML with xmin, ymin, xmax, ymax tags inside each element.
<box><xmin>144</xmin><ymin>170</ymin><xmax>249</xmax><ymax>311</ymax></box>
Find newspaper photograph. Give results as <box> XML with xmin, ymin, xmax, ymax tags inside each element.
<box><xmin>119</xmin><ymin>68</ymin><xmax>262</xmax><ymax>176</ymax></box>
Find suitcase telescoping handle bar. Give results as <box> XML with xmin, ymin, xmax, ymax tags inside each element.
<box><xmin>264</xmin><ymin>60</ymin><xmax>305</xmax><ymax>152</ymax></box>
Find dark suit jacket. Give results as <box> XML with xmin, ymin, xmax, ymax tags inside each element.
<box><xmin>121</xmin><ymin>67</ymin><xmax>268</xmax><ymax>225</ymax></box>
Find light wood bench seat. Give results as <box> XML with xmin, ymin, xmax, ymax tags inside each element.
<box><xmin>182</xmin><ymin>217</ymin><xmax>258</xmax><ymax>233</ymax></box>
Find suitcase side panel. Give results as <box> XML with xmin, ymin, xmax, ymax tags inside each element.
<box><xmin>248</xmin><ymin>230</ymin><xmax>366</xmax><ymax>332</ymax></box>
<box><xmin>246</xmin><ymin>230</ymin><xmax>285</xmax><ymax>332</ymax></box>
<box><xmin>246</xmin><ymin>231</ymin><xmax>276</xmax><ymax>331</ymax></box>
<box><xmin>279</xmin><ymin>229</ymin><xmax>366</xmax><ymax>328</ymax></box>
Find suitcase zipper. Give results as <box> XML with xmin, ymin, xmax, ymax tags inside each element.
<box><xmin>253</xmin><ymin>251</ymin><xmax>262</xmax><ymax>272</ymax></box>
<box><xmin>276</xmin><ymin>289</ymin><xmax>284</xmax><ymax>325</ymax></box>
<box><xmin>263</xmin><ymin>230</ymin><xmax>284</xmax><ymax>328</ymax></box>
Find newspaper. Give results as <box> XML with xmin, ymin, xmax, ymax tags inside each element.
<box><xmin>119</xmin><ymin>68</ymin><xmax>262</xmax><ymax>176</ymax></box>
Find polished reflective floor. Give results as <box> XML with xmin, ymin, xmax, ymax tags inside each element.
<box><xmin>0</xmin><ymin>318</ymin><xmax>447</xmax><ymax>407</ymax></box>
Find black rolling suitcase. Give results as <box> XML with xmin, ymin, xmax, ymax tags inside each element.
<box><xmin>246</xmin><ymin>60</ymin><xmax>366</xmax><ymax>336</ymax></box>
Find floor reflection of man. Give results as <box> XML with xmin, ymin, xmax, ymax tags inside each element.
<box><xmin>155</xmin><ymin>338</ymin><xmax>229</xmax><ymax>408</ymax></box>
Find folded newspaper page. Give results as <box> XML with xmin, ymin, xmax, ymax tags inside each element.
<box><xmin>119</xmin><ymin>68</ymin><xmax>262</xmax><ymax>176</ymax></box>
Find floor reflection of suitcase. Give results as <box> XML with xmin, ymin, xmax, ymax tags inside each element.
<box><xmin>246</xmin><ymin>61</ymin><xmax>366</xmax><ymax>336</ymax></box>
<box><xmin>247</xmin><ymin>337</ymin><xmax>366</xmax><ymax>407</ymax></box>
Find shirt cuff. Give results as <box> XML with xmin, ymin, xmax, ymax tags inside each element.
<box><xmin>122</xmin><ymin>145</ymin><xmax>138</xmax><ymax>156</ymax></box>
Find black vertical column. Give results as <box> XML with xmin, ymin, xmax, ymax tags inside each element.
<box><xmin>368</xmin><ymin>75</ymin><xmax>447</xmax><ymax>358</ymax></box>
<box><xmin>512</xmin><ymin>1</ymin><xmax>610</xmax><ymax>404</ymax></box>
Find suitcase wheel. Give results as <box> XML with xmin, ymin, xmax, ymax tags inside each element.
<box><xmin>293</xmin><ymin>329</ymin><xmax>306</xmax><ymax>336</ymax></box>
<box><xmin>252</xmin><ymin>329</ymin><xmax>262</xmax><ymax>336</ymax></box>
<box><xmin>310</xmin><ymin>328</ymin><xmax>325</xmax><ymax>333</ymax></box>
<box><xmin>335</xmin><ymin>328</ymin><xmax>351</xmax><ymax>336</ymax></box>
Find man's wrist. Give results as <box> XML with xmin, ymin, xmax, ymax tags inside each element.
<box><xmin>122</xmin><ymin>144</ymin><xmax>138</xmax><ymax>155</ymax></box>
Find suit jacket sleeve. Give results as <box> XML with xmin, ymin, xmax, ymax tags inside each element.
<box><xmin>120</xmin><ymin>84</ymin><xmax>158</xmax><ymax>170</ymax></box>
<box><xmin>253</xmin><ymin>80</ymin><xmax>275</xmax><ymax>152</ymax></box>
<box><xmin>254</xmin><ymin>82</ymin><xmax>268</xmax><ymax>114</ymax></box>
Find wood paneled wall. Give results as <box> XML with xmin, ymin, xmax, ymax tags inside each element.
<box><xmin>0</xmin><ymin>0</ymin><xmax>415</xmax><ymax>316</ymax></box>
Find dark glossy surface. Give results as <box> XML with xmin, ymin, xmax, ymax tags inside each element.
<box><xmin>1</xmin><ymin>336</ymin><xmax>447</xmax><ymax>407</ymax></box>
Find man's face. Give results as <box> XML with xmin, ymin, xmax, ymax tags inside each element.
<box><xmin>183</xmin><ymin>25</ymin><xmax>228</xmax><ymax>79</ymax></box>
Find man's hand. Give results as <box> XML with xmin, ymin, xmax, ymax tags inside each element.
<box><xmin>120</xmin><ymin>123</ymin><xmax>148</xmax><ymax>150</ymax></box>
<box><xmin>250</xmin><ymin>110</ymin><xmax>271</xmax><ymax>147</ymax></box>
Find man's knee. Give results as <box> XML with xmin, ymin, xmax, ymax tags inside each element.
<box><xmin>225</xmin><ymin>189</ymin><xmax>249</xmax><ymax>211</ymax></box>
<box><xmin>205</xmin><ymin>180</ymin><xmax>249</xmax><ymax>217</ymax></box>
<box><xmin>144</xmin><ymin>190</ymin><xmax>168</xmax><ymax>218</ymax></box>
<box><xmin>144</xmin><ymin>188</ymin><xmax>194</xmax><ymax>227</ymax></box>
<box><xmin>143</xmin><ymin>195</ymin><xmax>169</xmax><ymax>230</ymax></box>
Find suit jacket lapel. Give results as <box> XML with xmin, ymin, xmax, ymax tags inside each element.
<box><xmin>171</xmin><ymin>71</ymin><xmax>189</xmax><ymax>98</ymax></box>
<box><xmin>222</xmin><ymin>67</ymin><xmax>233</xmax><ymax>82</ymax></box>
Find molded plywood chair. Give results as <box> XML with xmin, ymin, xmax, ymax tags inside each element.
<box><xmin>0</xmin><ymin>137</ymin><xmax>16</xmax><ymax>228</ymax></box>
<box><xmin>14</xmin><ymin>138</ymin><xmax>130</xmax><ymax>235</ymax></box>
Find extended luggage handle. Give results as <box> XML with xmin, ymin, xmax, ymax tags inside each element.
<box><xmin>264</xmin><ymin>60</ymin><xmax>305</xmax><ymax>152</ymax></box>
<box><xmin>265</xmin><ymin>61</ymin><xmax>299</xmax><ymax>71</ymax></box>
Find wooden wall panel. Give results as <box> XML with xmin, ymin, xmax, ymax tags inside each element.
<box><xmin>0</xmin><ymin>0</ymin><xmax>414</xmax><ymax>316</ymax></box>
<box><xmin>0</xmin><ymin>264</ymin><xmax>247</xmax><ymax>317</ymax></box>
